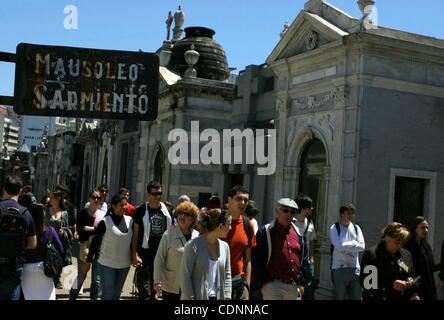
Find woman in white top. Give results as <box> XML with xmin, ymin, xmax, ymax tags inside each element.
<box><xmin>181</xmin><ymin>209</ymin><xmax>232</xmax><ymax>300</ymax></box>
<box><xmin>82</xmin><ymin>194</ymin><xmax>132</xmax><ymax>300</ymax></box>
<box><xmin>153</xmin><ymin>201</ymin><xmax>199</xmax><ymax>300</ymax></box>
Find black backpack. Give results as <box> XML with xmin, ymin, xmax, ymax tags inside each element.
<box><xmin>242</xmin><ymin>216</ymin><xmax>253</xmax><ymax>244</ymax></box>
<box><xmin>330</xmin><ymin>222</ymin><xmax>359</xmax><ymax>269</ymax></box>
<box><xmin>0</xmin><ymin>201</ymin><xmax>28</xmax><ymax>258</ymax></box>
<box><xmin>44</xmin><ymin>227</ymin><xmax>64</xmax><ymax>277</ymax></box>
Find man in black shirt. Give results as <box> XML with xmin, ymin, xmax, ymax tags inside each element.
<box><xmin>131</xmin><ymin>181</ymin><xmax>173</xmax><ymax>300</ymax></box>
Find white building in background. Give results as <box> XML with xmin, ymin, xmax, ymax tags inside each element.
<box><xmin>0</xmin><ymin>105</ymin><xmax>20</xmax><ymax>154</ymax></box>
<box><xmin>19</xmin><ymin>116</ymin><xmax>56</xmax><ymax>152</ymax></box>
<box><xmin>19</xmin><ymin>116</ymin><xmax>79</xmax><ymax>152</ymax></box>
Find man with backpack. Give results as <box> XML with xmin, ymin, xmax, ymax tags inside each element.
<box><xmin>131</xmin><ymin>180</ymin><xmax>173</xmax><ymax>300</ymax></box>
<box><xmin>330</xmin><ymin>202</ymin><xmax>365</xmax><ymax>300</ymax></box>
<box><xmin>221</xmin><ymin>185</ymin><xmax>256</xmax><ymax>300</ymax></box>
<box><xmin>0</xmin><ymin>175</ymin><xmax>37</xmax><ymax>300</ymax></box>
<box><xmin>294</xmin><ymin>194</ymin><xmax>317</xmax><ymax>300</ymax></box>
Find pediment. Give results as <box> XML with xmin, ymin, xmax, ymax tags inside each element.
<box><xmin>267</xmin><ymin>11</ymin><xmax>349</xmax><ymax>64</ymax></box>
<box><xmin>159</xmin><ymin>66</ymin><xmax>181</xmax><ymax>92</ymax></box>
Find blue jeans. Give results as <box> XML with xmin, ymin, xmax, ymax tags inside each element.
<box><xmin>0</xmin><ymin>266</ymin><xmax>23</xmax><ymax>300</ymax></box>
<box><xmin>99</xmin><ymin>263</ymin><xmax>130</xmax><ymax>300</ymax></box>
<box><xmin>302</xmin><ymin>262</ymin><xmax>318</xmax><ymax>300</ymax></box>
<box><xmin>70</xmin><ymin>258</ymin><xmax>101</xmax><ymax>300</ymax></box>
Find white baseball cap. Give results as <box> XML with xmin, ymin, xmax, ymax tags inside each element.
<box><xmin>277</xmin><ymin>198</ymin><xmax>298</xmax><ymax>210</ymax></box>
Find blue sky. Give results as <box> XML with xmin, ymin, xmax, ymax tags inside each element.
<box><xmin>1</xmin><ymin>0</ymin><xmax>443</xmax><ymax>96</ymax></box>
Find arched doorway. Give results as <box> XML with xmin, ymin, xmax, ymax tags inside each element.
<box><xmin>298</xmin><ymin>138</ymin><xmax>327</xmax><ymax>279</ymax></box>
<box><xmin>153</xmin><ymin>146</ymin><xmax>164</xmax><ymax>184</ymax></box>
<box><xmin>102</xmin><ymin>150</ymin><xmax>108</xmax><ymax>185</ymax></box>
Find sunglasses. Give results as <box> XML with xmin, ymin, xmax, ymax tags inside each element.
<box><xmin>280</xmin><ymin>207</ymin><xmax>296</xmax><ymax>215</ymax></box>
<box><xmin>149</xmin><ymin>192</ymin><xmax>162</xmax><ymax>197</ymax></box>
<box><xmin>178</xmin><ymin>211</ymin><xmax>192</xmax><ymax>217</ymax></box>
<box><xmin>91</xmin><ymin>196</ymin><xmax>100</xmax><ymax>200</ymax></box>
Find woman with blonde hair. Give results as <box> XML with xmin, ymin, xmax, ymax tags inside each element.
<box><xmin>153</xmin><ymin>201</ymin><xmax>200</xmax><ymax>300</ymax></box>
<box><xmin>360</xmin><ymin>222</ymin><xmax>420</xmax><ymax>300</ymax></box>
<box><xmin>181</xmin><ymin>209</ymin><xmax>232</xmax><ymax>300</ymax></box>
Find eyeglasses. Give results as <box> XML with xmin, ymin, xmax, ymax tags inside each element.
<box><xmin>149</xmin><ymin>192</ymin><xmax>162</xmax><ymax>197</ymax></box>
<box><xmin>280</xmin><ymin>207</ymin><xmax>296</xmax><ymax>215</ymax></box>
<box><xmin>178</xmin><ymin>211</ymin><xmax>193</xmax><ymax>217</ymax></box>
<box><xmin>91</xmin><ymin>196</ymin><xmax>100</xmax><ymax>200</ymax></box>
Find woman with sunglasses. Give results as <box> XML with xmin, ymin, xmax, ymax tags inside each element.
<box><xmin>181</xmin><ymin>208</ymin><xmax>232</xmax><ymax>300</ymax></box>
<box><xmin>153</xmin><ymin>201</ymin><xmax>200</xmax><ymax>300</ymax></box>
<box><xmin>82</xmin><ymin>194</ymin><xmax>132</xmax><ymax>300</ymax></box>
<box><xmin>360</xmin><ymin>222</ymin><xmax>420</xmax><ymax>300</ymax></box>
<box><xmin>69</xmin><ymin>188</ymin><xmax>106</xmax><ymax>300</ymax></box>
<box><xmin>404</xmin><ymin>216</ymin><xmax>440</xmax><ymax>300</ymax></box>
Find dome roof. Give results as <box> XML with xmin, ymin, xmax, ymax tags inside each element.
<box><xmin>168</xmin><ymin>27</ymin><xmax>230</xmax><ymax>81</ymax></box>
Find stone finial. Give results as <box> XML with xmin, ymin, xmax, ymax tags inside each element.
<box><xmin>358</xmin><ymin>0</ymin><xmax>375</xmax><ymax>14</ymax></box>
<box><xmin>172</xmin><ymin>5</ymin><xmax>185</xmax><ymax>42</ymax></box>
<box><xmin>166</xmin><ymin>11</ymin><xmax>173</xmax><ymax>41</ymax></box>
<box><xmin>159</xmin><ymin>41</ymin><xmax>173</xmax><ymax>67</ymax></box>
<box><xmin>280</xmin><ymin>21</ymin><xmax>290</xmax><ymax>38</ymax></box>
<box><xmin>184</xmin><ymin>44</ymin><xmax>199</xmax><ymax>79</ymax></box>
<box><xmin>358</xmin><ymin>0</ymin><xmax>377</xmax><ymax>30</ymax></box>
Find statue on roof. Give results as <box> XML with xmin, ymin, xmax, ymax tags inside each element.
<box><xmin>166</xmin><ymin>11</ymin><xmax>173</xmax><ymax>41</ymax></box>
<box><xmin>172</xmin><ymin>5</ymin><xmax>185</xmax><ymax>41</ymax></box>
<box><xmin>280</xmin><ymin>21</ymin><xmax>290</xmax><ymax>38</ymax></box>
<box><xmin>358</xmin><ymin>0</ymin><xmax>377</xmax><ymax>30</ymax></box>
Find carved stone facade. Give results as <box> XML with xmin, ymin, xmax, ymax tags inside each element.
<box><xmin>267</xmin><ymin>0</ymin><xmax>444</xmax><ymax>299</ymax></box>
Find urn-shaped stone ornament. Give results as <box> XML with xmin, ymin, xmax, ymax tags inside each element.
<box><xmin>184</xmin><ymin>44</ymin><xmax>199</xmax><ymax>78</ymax></box>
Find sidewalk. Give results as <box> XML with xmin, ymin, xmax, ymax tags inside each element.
<box><xmin>56</xmin><ymin>256</ymin><xmax>137</xmax><ymax>300</ymax></box>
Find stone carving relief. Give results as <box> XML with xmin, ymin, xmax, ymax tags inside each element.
<box><xmin>291</xmin><ymin>86</ymin><xmax>347</xmax><ymax>110</ymax></box>
<box><xmin>276</xmin><ymin>97</ymin><xmax>288</xmax><ymax>114</ymax></box>
<box><xmin>317</xmin><ymin>113</ymin><xmax>336</xmax><ymax>143</ymax></box>
<box><xmin>305</xmin><ymin>30</ymin><xmax>319</xmax><ymax>51</ymax></box>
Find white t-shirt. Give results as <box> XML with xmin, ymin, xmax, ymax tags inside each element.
<box><xmin>208</xmin><ymin>259</ymin><xmax>218</xmax><ymax>298</ymax></box>
<box><xmin>294</xmin><ymin>216</ymin><xmax>317</xmax><ymax>241</ymax></box>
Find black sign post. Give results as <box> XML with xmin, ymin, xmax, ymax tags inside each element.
<box><xmin>14</xmin><ymin>43</ymin><xmax>159</xmax><ymax>121</ymax></box>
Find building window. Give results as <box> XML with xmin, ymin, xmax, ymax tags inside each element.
<box><xmin>154</xmin><ymin>146</ymin><xmax>164</xmax><ymax>184</ymax></box>
<box><xmin>394</xmin><ymin>177</ymin><xmax>425</xmax><ymax>227</ymax></box>
<box><xmin>263</xmin><ymin>77</ymin><xmax>274</xmax><ymax>92</ymax></box>
<box><xmin>119</xmin><ymin>143</ymin><xmax>129</xmax><ymax>188</ymax></box>
<box><xmin>102</xmin><ymin>150</ymin><xmax>108</xmax><ymax>185</ymax></box>
<box><xmin>388</xmin><ymin>168</ymin><xmax>437</xmax><ymax>247</ymax></box>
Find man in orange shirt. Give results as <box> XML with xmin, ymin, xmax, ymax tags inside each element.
<box><xmin>221</xmin><ymin>185</ymin><xmax>256</xmax><ymax>300</ymax></box>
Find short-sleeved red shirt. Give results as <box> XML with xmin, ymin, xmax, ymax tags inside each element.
<box><xmin>222</xmin><ymin>215</ymin><xmax>256</xmax><ymax>276</ymax></box>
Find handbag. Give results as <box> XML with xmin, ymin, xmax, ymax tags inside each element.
<box><xmin>44</xmin><ymin>227</ymin><xmax>64</xmax><ymax>278</ymax></box>
<box><xmin>79</xmin><ymin>240</ymin><xmax>90</xmax><ymax>262</ymax></box>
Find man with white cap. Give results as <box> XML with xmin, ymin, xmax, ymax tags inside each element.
<box><xmin>251</xmin><ymin>198</ymin><xmax>310</xmax><ymax>300</ymax></box>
